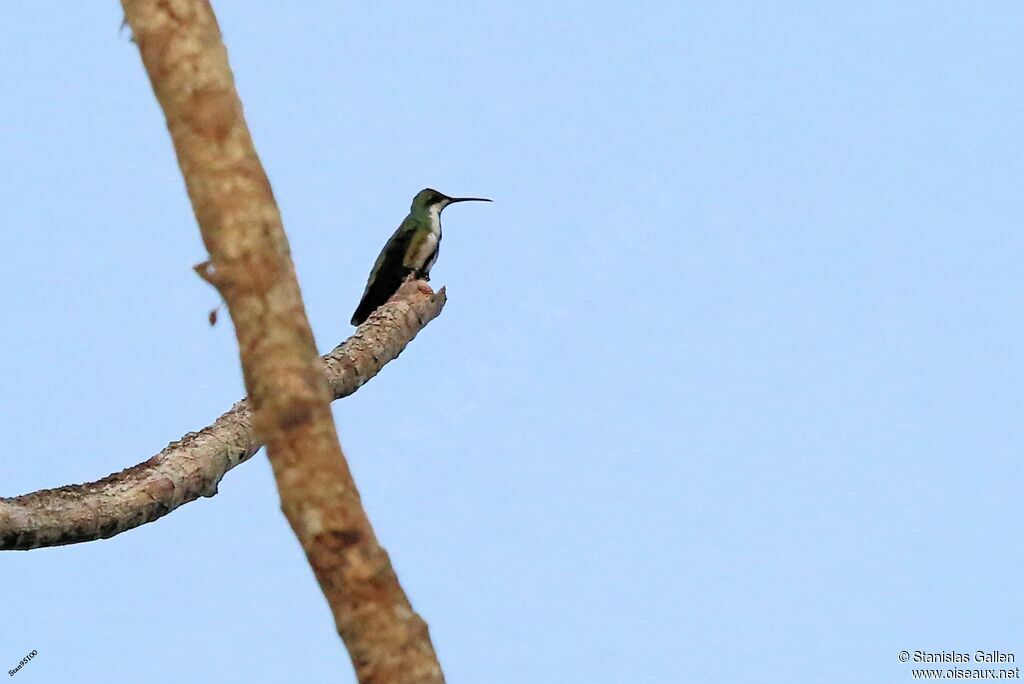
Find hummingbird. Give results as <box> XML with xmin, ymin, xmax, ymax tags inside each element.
<box><xmin>350</xmin><ymin>188</ymin><xmax>492</xmax><ymax>326</ymax></box>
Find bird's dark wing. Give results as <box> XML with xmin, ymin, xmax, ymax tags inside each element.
<box><xmin>350</xmin><ymin>226</ymin><xmax>415</xmax><ymax>326</ymax></box>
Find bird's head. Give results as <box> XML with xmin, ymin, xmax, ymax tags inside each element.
<box><xmin>411</xmin><ymin>188</ymin><xmax>492</xmax><ymax>216</ymax></box>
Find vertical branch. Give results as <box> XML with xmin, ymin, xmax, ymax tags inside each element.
<box><xmin>120</xmin><ymin>2</ymin><xmax>444</xmax><ymax>682</ymax></box>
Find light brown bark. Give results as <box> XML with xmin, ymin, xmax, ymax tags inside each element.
<box><xmin>0</xmin><ymin>282</ymin><xmax>445</xmax><ymax>551</ymax></box>
<box><xmin>118</xmin><ymin>1</ymin><xmax>446</xmax><ymax>681</ymax></box>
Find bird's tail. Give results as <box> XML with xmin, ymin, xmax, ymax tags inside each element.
<box><xmin>350</xmin><ymin>270</ymin><xmax>408</xmax><ymax>326</ymax></box>
<box><xmin>350</xmin><ymin>295</ymin><xmax>378</xmax><ymax>326</ymax></box>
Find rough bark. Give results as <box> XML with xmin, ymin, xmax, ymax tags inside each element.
<box><xmin>118</xmin><ymin>1</ymin><xmax>446</xmax><ymax>681</ymax></box>
<box><xmin>0</xmin><ymin>283</ymin><xmax>445</xmax><ymax>551</ymax></box>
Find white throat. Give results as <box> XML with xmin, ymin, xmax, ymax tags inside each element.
<box><xmin>427</xmin><ymin>203</ymin><xmax>446</xmax><ymax>236</ymax></box>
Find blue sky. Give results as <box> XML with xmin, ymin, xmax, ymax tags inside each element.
<box><xmin>1</xmin><ymin>2</ymin><xmax>1022</xmax><ymax>682</ymax></box>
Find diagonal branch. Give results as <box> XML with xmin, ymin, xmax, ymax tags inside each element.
<box><xmin>119</xmin><ymin>1</ymin><xmax>446</xmax><ymax>681</ymax></box>
<box><xmin>0</xmin><ymin>283</ymin><xmax>444</xmax><ymax>551</ymax></box>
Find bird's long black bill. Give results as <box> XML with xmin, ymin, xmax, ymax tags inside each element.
<box><xmin>448</xmin><ymin>197</ymin><xmax>493</xmax><ymax>204</ymax></box>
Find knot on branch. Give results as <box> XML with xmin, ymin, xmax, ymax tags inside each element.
<box><xmin>193</xmin><ymin>254</ymin><xmax>284</xmax><ymax>299</ymax></box>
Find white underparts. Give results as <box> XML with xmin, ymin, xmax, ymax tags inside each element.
<box><xmin>413</xmin><ymin>232</ymin><xmax>439</xmax><ymax>274</ymax></box>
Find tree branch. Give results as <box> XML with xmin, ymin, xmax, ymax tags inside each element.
<box><xmin>117</xmin><ymin>1</ymin><xmax>445</xmax><ymax>681</ymax></box>
<box><xmin>0</xmin><ymin>283</ymin><xmax>445</xmax><ymax>551</ymax></box>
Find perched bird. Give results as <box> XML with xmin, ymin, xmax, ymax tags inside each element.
<box><xmin>350</xmin><ymin>188</ymin><xmax>491</xmax><ymax>325</ymax></box>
